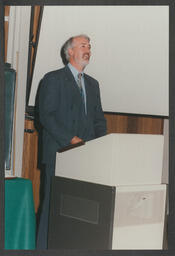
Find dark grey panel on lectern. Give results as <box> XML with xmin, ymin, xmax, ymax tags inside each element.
<box><xmin>48</xmin><ymin>176</ymin><xmax>115</xmax><ymax>249</ymax></box>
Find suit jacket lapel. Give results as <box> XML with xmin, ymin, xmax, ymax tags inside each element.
<box><xmin>63</xmin><ymin>65</ymin><xmax>76</xmax><ymax>83</ymax></box>
<box><xmin>63</xmin><ymin>65</ymin><xmax>81</xmax><ymax>94</ymax></box>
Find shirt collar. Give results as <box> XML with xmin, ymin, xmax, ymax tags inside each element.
<box><xmin>67</xmin><ymin>63</ymin><xmax>84</xmax><ymax>79</ymax></box>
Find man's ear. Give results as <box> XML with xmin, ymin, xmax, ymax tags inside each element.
<box><xmin>68</xmin><ymin>48</ymin><xmax>73</xmax><ymax>57</ymax></box>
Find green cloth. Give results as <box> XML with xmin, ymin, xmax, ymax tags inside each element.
<box><xmin>5</xmin><ymin>178</ymin><xmax>36</xmax><ymax>249</ymax></box>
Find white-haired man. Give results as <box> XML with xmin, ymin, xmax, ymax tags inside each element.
<box><xmin>36</xmin><ymin>34</ymin><xmax>106</xmax><ymax>249</ymax></box>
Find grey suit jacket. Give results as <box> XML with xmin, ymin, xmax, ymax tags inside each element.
<box><xmin>38</xmin><ymin>65</ymin><xmax>107</xmax><ymax>164</ymax></box>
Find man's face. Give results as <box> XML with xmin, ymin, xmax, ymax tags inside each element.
<box><xmin>68</xmin><ymin>37</ymin><xmax>91</xmax><ymax>70</ymax></box>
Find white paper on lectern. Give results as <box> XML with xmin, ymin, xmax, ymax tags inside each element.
<box><xmin>55</xmin><ymin>133</ymin><xmax>164</xmax><ymax>186</ymax></box>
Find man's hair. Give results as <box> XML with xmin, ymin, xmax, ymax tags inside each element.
<box><xmin>60</xmin><ymin>34</ymin><xmax>90</xmax><ymax>65</ymax></box>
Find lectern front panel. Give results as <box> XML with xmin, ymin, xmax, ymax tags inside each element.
<box><xmin>48</xmin><ymin>176</ymin><xmax>115</xmax><ymax>249</ymax></box>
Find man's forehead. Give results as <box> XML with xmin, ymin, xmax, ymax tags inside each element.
<box><xmin>73</xmin><ymin>36</ymin><xmax>90</xmax><ymax>44</ymax></box>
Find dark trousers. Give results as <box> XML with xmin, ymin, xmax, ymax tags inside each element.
<box><xmin>36</xmin><ymin>162</ymin><xmax>55</xmax><ymax>249</ymax></box>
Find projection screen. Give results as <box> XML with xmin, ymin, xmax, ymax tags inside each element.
<box><xmin>29</xmin><ymin>6</ymin><xmax>169</xmax><ymax>116</ymax></box>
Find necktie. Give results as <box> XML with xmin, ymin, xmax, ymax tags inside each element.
<box><xmin>77</xmin><ymin>73</ymin><xmax>86</xmax><ymax>114</ymax></box>
<box><xmin>77</xmin><ymin>73</ymin><xmax>84</xmax><ymax>102</ymax></box>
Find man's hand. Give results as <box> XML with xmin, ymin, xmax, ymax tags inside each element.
<box><xmin>70</xmin><ymin>136</ymin><xmax>83</xmax><ymax>145</ymax></box>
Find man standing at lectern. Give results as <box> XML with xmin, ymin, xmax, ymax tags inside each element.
<box><xmin>36</xmin><ymin>34</ymin><xmax>107</xmax><ymax>249</ymax></box>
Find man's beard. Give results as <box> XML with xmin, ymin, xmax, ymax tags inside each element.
<box><xmin>81</xmin><ymin>60</ymin><xmax>89</xmax><ymax>69</ymax></box>
<box><xmin>80</xmin><ymin>54</ymin><xmax>90</xmax><ymax>69</ymax></box>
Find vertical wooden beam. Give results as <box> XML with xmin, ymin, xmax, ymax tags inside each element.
<box><xmin>22</xmin><ymin>118</ymin><xmax>40</xmax><ymax>213</ymax></box>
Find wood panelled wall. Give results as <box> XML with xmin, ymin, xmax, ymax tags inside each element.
<box><xmin>104</xmin><ymin>113</ymin><xmax>164</xmax><ymax>134</ymax></box>
<box><xmin>22</xmin><ymin>113</ymin><xmax>164</xmax><ymax>212</ymax></box>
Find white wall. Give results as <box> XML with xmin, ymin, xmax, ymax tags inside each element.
<box><xmin>7</xmin><ymin>6</ymin><xmax>31</xmax><ymax>177</ymax></box>
<box><xmin>29</xmin><ymin>6</ymin><xmax>169</xmax><ymax>116</ymax></box>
